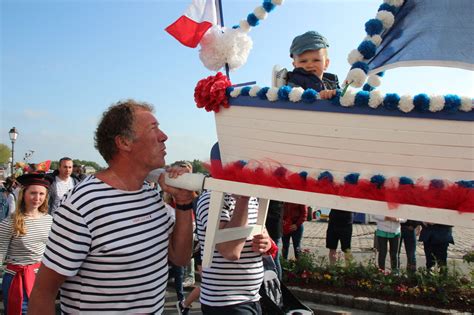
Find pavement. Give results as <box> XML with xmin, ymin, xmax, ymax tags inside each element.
<box><xmin>163</xmin><ymin>220</ymin><xmax>474</xmax><ymax>315</ymax></box>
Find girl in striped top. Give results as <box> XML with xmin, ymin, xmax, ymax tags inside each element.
<box><xmin>0</xmin><ymin>173</ymin><xmax>53</xmax><ymax>315</ymax></box>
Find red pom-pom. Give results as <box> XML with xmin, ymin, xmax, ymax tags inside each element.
<box><xmin>194</xmin><ymin>72</ymin><xmax>232</xmax><ymax>112</ymax></box>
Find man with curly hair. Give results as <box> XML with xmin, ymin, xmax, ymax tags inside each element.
<box><xmin>28</xmin><ymin>99</ymin><xmax>195</xmax><ymax>314</ymax></box>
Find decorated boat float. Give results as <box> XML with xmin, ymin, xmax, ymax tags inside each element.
<box><xmin>167</xmin><ymin>0</ymin><xmax>473</xmax><ymax>266</ymax></box>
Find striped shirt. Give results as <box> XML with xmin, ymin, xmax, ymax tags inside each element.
<box><xmin>0</xmin><ymin>214</ymin><xmax>53</xmax><ymax>265</ymax></box>
<box><xmin>42</xmin><ymin>175</ymin><xmax>175</xmax><ymax>314</ymax></box>
<box><xmin>196</xmin><ymin>191</ymin><xmax>264</xmax><ymax>307</ymax></box>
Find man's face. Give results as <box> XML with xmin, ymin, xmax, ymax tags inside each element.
<box><xmin>292</xmin><ymin>49</ymin><xmax>329</xmax><ymax>79</ymax></box>
<box><xmin>59</xmin><ymin>160</ymin><xmax>73</xmax><ymax>178</ymax></box>
<box><xmin>130</xmin><ymin>110</ymin><xmax>168</xmax><ymax>170</ymax></box>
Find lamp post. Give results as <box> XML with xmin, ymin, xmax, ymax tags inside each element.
<box><xmin>8</xmin><ymin>127</ymin><xmax>18</xmax><ymax>175</ymax></box>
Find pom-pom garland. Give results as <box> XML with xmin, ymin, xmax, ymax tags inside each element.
<box><xmin>345</xmin><ymin>1</ymin><xmax>405</xmax><ymax>91</ymax></box>
<box><xmin>222</xmin><ymin>84</ymin><xmax>472</xmax><ymax>113</ymax></box>
<box><xmin>208</xmin><ymin>160</ymin><xmax>474</xmax><ymax>213</ymax></box>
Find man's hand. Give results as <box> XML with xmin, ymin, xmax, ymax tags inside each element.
<box><xmin>251</xmin><ymin>230</ymin><xmax>272</xmax><ymax>254</ymax></box>
<box><xmin>158</xmin><ymin>165</ymin><xmax>195</xmax><ymax>205</ymax></box>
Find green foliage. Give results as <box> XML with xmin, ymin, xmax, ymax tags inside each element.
<box><xmin>282</xmin><ymin>249</ymin><xmax>473</xmax><ymax>307</ymax></box>
<box><xmin>191</xmin><ymin>159</ymin><xmax>209</xmax><ymax>175</ymax></box>
<box><xmin>463</xmin><ymin>251</ymin><xmax>474</xmax><ymax>264</ymax></box>
<box><xmin>0</xmin><ymin>144</ymin><xmax>11</xmax><ymax>164</ymax></box>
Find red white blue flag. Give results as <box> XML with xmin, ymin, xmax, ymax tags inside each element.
<box><xmin>165</xmin><ymin>0</ymin><xmax>217</xmax><ymax>48</ymax></box>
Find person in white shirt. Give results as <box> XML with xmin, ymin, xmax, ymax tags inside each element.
<box><xmin>47</xmin><ymin>157</ymin><xmax>79</xmax><ymax>214</ymax></box>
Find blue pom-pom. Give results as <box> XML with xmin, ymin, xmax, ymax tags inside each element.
<box><xmin>240</xmin><ymin>86</ymin><xmax>251</xmax><ymax>96</ymax></box>
<box><xmin>370</xmin><ymin>174</ymin><xmax>386</xmax><ymax>189</ymax></box>
<box><xmin>238</xmin><ymin>160</ymin><xmax>247</xmax><ymax>167</ymax></box>
<box><xmin>301</xmin><ymin>89</ymin><xmax>317</xmax><ymax>103</ymax></box>
<box><xmin>365</xmin><ymin>19</ymin><xmax>384</xmax><ymax>36</ymax></box>
<box><xmin>299</xmin><ymin>171</ymin><xmax>308</xmax><ymax>179</ymax></box>
<box><xmin>399</xmin><ymin>177</ymin><xmax>414</xmax><ymax>185</ymax></box>
<box><xmin>376</xmin><ymin>71</ymin><xmax>385</xmax><ymax>77</ymax></box>
<box><xmin>331</xmin><ymin>89</ymin><xmax>342</xmax><ymax>105</ymax></box>
<box><xmin>358</xmin><ymin>40</ymin><xmax>377</xmax><ymax>59</ymax></box>
<box><xmin>383</xmin><ymin>93</ymin><xmax>400</xmax><ymax>110</ymax></box>
<box><xmin>362</xmin><ymin>83</ymin><xmax>375</xmax><ymax>92</ymax></box>
<box><xmin>430</xmin><ymin>179</ymin><xmax>444</xmax><ymax>189</ymax></box>
<box><xmin>247</xmin><ymin>13</ymin><xmax>259</xmax><ymax>27</ymax></box>
<box><xmin>318</xmin><ymin>171</ymin><xmax>333</xmax><ymax>182</ymax></box>
<box><xmin>457</xmin><ymin>180</ymin><xmax>474</xmax><ymax>188</ymax></box>
<box><xmin>413</xmin><ymin>93</ymin><xmax>430</xmax><ymax>112</ymax></box>
<box><xmin>351</xmin><ymin>61</ymin><xmax>369</xmax><ymax>74</ymax></box>
<box><xmin>262</xmin><ymin>0</ymin><xmax>275</xmax><ymax>12</ymax></box>
<box><xmin>257</xmin><ymin>87</ymin><xmax>270</xmax><ymax>100</ymax></box>
<box><xmin>355</xmin><ymin>91</ymin><xmax>370</xmax><ymax>107</ymax></box>
<box><xmin>226</xmin><ymin>86</ymin><xmax>234</xmax><ymax>97</ymax></box>
<box><xmin>378</xmin><ymin>3</ymin><xmax>398</xmax><ymax>14</ymax></box>
<box><xmin>444</xmin><ymin>94</ymin><xmax>461</xmax><ymax>112</ymax></box>
<box><xmin>344</xmin><ymin>173</ymin><xmax>360</xmax><ymax>184</ymax></box>
<box><xmin>232</xmin><ymin>25</ymin><xmax>240</xmax><ymax>29</ymax></box>
<box><xmin>277</xmin><ymin>85</ymin><xmax>292</xmax><ymax>101</ymax></box>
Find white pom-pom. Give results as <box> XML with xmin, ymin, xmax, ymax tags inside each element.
<box><xmin>460</xmin><ymin>96</ymin><xmax>473</xmax><ymax>112</ymax></box>
<box><xmin>347</xmin><ymin>49</ymin><xmax>364</xmax><ymax>65</ymax></box>
<box><xmin>398</xmin><ymin>95</ymin><xmax>414</xmax><ymax>113</ymax></box>
<box><xmin>289</xmin><ymin>87</ymin><xmax>304</xmax><ymax>102</ymax></box>
<box><xmin>266</xmin><ymin>87</ymin><xmax>279</xmax><ymax>101</ymax></box>
<box><xmin>345</xmin><ymin>68</ymin><xmax>367</xmax><ymax>88</ymax></box>
<box><xmin>199</xmin><ymin>26</ymin><xmax>227</xmax><ymax>71</ymax></box>
<box><xmin>271</xmin><ymin>0</ymin><xmax>284</xmax><ymax>5</ymax></box>
<box><xmin>367</xmin><ymin>74</ymin><xmax>382</xmax><ymax>87</ymax></box>
<box><xmin>230</xmin><ymin>87</ymin><xmax>241</xmax><ymax>98</ymax></box>
<box><xmin>249</xmin><ymin>85</ymin><xmax>261</xmax><ymax>97</ymax></box>
<box><xmin>376</xmin><ymin>11</ymin><xmax>395</xmax><ymax>29</ymax></box>
<box><xmin>239</xmin><ymin>19</ymin><xmax>251</xmax><ymax>32</ymax></box>
<box><xmin>253</xmin><ymin>6</ymin><xmax>268</xmax><ymax>20</ymax></box>
<box><xmin>340</xmin><ymin>89</ymin><xmax>356</xmax><ymax>107</ymax></box>
<box><xmin>199</xmin><ymin>27</ymin><xmax>253</xmax><ymax>71</ymax></box>
<box><xmin>221</xmin><ymin>29</ymin><xmax>253</xmax><ymax>70</ymax></box>
<box><xmin>384</xmin><ymin>0</ymin><xmax>404</xmax><ymax>7</ymax></box>
<box><xmin>365</xmin><ymin>34</ymin><xmax>383</xmax><ymax>46</ymax></box>
<box><xmin>368</xmin><ymin>90</ymin><xmax>383</xmax><ymax>108</ymax></box>
<box><xmin>332</xmin><ymin>172</ymin><xmax>346</xmax><ymax>185</ymax></box>
<box><xmin>429</xmin><ymin>95</ymin><xmax>445</xmax><ymax>112</ymax></box>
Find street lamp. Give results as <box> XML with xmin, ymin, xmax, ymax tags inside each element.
<box><xmin>8</xmin><ymin>127</ymin><xmax>18</xmax><ymax>175</ymax></box>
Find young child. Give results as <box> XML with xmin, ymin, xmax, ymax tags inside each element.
<box><xmin>287</xmin><ymin>30</ymin><xmax>339</xmax><ymax>99</ymax></box>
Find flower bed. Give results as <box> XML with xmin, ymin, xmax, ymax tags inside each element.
<box><xmin>281</xmin><ymin>249</ymin><xmax>474</xmax><ymax>312</ymax></box>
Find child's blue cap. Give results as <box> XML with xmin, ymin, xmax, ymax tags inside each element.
<box><xmin>290</xmin><ymin>31</ymin><xmax>329</xmax><ymax>57</ymax></box>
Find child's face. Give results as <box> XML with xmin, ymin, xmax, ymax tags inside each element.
<box><xmin>292</xmin><ymin>49</ymin><xmax>329</xmax><ymax>79</ymax></box>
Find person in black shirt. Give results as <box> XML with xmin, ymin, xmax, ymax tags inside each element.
<box><xmin>326</xmin><ymin>209</ymin><xmax>353</xmax><ymax>265</ymax></box>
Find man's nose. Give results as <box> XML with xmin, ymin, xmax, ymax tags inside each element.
<box><xmin>159</xmin><ymin>130</ymin><xmax>168</xmax><ymax>142</ymax></box>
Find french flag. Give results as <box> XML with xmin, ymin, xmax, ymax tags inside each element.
<box><xmin>165</xmin><ymin>0</ymin><xmax>218</xmax><ymax>48</ymax></box>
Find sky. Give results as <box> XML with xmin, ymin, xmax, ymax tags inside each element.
<box><xmin>1</xmin><ymin>0</ymin><xmax>473</xmax><ymax>168</ymax></box>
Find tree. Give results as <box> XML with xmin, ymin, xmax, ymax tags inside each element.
<box><xmin>191</xmin><ymin>159</ymin><xmax>209</xmax><ymax>175</ymax></box>
<box><xmin>0</xmin><ymin>144</ymin><xmax>11</xmax><ymax>164</ymax></box>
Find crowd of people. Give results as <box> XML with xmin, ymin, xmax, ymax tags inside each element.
<box><xmin>0</xmin><ymin>29</ymin><xmax>458</xmax><ymax>314</ymax></box>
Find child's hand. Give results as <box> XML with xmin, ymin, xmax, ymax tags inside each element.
<box><xmin>319</xmin><ymin>89</ymin><xmax>337</xmax><ymax>100</ymax></box>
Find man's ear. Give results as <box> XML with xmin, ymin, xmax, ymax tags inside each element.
<box><xmin>292</xmin><ymin>60</ymin><xmax>296</xmax><ymax>68</ymax></box>
<box><xmin>115</xmin><ymin>135</ymin><xmax>133</xmax><ymax>152</ymax></box>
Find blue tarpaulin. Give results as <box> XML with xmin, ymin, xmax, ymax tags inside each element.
<box><xmin>368</xmin><ymin>0</ymin><xmax>474</xmax><ymax>74</ymax></box>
